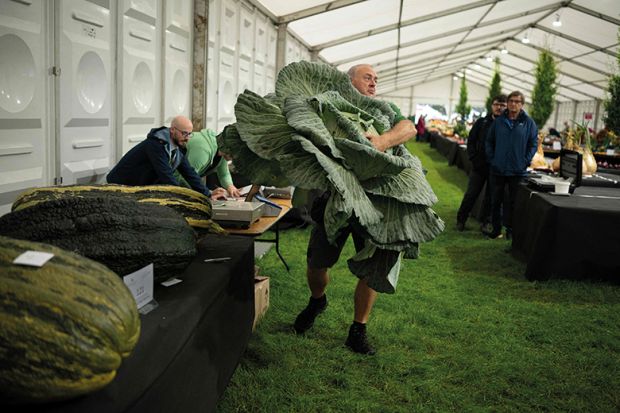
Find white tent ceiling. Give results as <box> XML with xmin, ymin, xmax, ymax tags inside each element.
<box><xmin>247</xmin><ymin>0</ymin><xmax>620</xmax><ymax>102</ymax></box>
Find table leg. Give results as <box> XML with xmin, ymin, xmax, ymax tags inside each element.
<box><xmin>274</xmin><ymin>221</ymin><xmax>290</xmax><ymax>272</ymax></box>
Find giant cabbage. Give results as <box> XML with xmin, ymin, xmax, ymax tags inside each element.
<box><xmin>218</xmin><ymin>61</ymin><xmax>444</xmax><ymax>293</ymax></box>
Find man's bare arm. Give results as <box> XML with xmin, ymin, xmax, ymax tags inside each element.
<box><xmin>365</xmin><ymin>119</ymin><xmax>416</xmax><ymax>152</ymax></box>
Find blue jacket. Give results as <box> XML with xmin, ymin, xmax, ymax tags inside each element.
<box><xmin>485</xmin><ymin>110</ymin><xmax>538</xmax><ymax>176</ymax></box>
<box><xmin>106</xmin><ymin>127</ymin><xmax>210</xmax><ymax>195</ymax></box>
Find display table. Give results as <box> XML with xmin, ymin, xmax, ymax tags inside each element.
<box><xmin>10</xmin><ymin>234</ymin><xmax>255</xmax><ymax>413</ymax></box>
<box><xmin>226</xmin><ymin>198</ymin><xmax>292</xmax><ymax>271</ymax></box>
<box><xmin>429</xmin><ymin>131</ymin><xmax>459</xmax><ymax>160</ymax></box>
<box><xmin>512</xmin><ymin>184</ymin><xmax>620</xmax><ymax>281</ymax></box>
<box><xmin>449</xmin><ymin>144</ymin><xmax>472</xmax><ymax>175</ymax></box>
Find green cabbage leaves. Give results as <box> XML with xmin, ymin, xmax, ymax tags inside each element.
<box><xmin>218</xmin><ymin>61</ymin><xmax>444</xmax><ymax>293</ymax></box>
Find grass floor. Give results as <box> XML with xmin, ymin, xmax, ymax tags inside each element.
<box><xmin>217</xmin><ymin>142</ymin><xmax>620</xmax><ymax>413</ymax></box>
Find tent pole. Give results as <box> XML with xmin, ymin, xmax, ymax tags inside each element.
<box><xmin>276</xmin><ymin>23</ymin><xmax>288</xmax><ymax>72</ymax></box>
<box><xmin>594</xmin><ymin>99</ymin><xmax>601</xmax><ymax>131</ymax></box>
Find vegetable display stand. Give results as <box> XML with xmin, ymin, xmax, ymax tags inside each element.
<box><xmin>1</xmin><ymin>234</ymin><xmax>255</xmax><ymax>413</ymax></box>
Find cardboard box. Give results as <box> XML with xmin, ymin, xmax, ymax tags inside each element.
<box><xmin>253</xmin><ymin>275</ymin><xmax>270</xmax><ymax>331</ymax></box>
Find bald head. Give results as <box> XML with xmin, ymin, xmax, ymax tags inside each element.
<box><xmin>171</xmin><ymin>115</ymin><xmax>192</xmax><ymax>131</ymax></box>
<box><xmin>348</xmin><ymin>64</ymin><xmax>377</xmax><ymax>97</ymax></box>
<box><xmin>170</xmin><ymin>115</ymin><xmax>193</xmax><ymax>148</ymax></box>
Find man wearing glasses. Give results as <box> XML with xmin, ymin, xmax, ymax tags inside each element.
<box><xmin>107</xmin><ymin>115</ymin><xmax>226</xmax><ymax>199</ymax></box>
<box><xmin>485</xmin><ymin>91</ymin><xmax>538</xmax><ymax>240</ymax></box>
<box><xmin>456</xmin><ymin>94</ymin><xmax>507</xmax><ymax>232</ymax></box>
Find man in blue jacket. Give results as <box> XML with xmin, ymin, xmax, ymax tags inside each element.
<box><xmin>485</xmin><ymin>91</ymin><xmax>537</xmax><ymax>240</ymax></box>
<box><xmin>107</xmin><ymin>115</ymin><xmax>226</xmax><ymax>199</ymax></box>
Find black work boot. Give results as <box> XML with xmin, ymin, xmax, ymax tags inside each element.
<box><xmin>294</xmin><ymin>295</ymin><xmax>327</xmax><ymax>334</ymax></box>
<box><xmin>345</xmin><ymin>322</ymin><xmax>376</xmax><ymax>355</ymax></box>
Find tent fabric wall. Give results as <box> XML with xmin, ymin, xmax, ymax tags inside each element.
<box><xmin>1</xmin><ymin>0</ymin><xmax>618</xmax><ymax>215</ymax></box>
<box><xmin>381</xmin><ymin>76</ymin><xmax>490</xmax><ymax>118</ymax></box>
<box><xmin>249</xmin><ymin>0</ymin><xmax>618</xmax><ymax>112</ymax></box>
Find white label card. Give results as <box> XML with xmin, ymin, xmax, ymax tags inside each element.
<box><xmin>606</xmin><ymin>149</ymin><xmax>615</xmax><ymax>155</ymax></box>
<box><xmin>552</xmin><ymin>141</ymin><xmax>562</xmax><ymax>150</ymax></box>
<box><xmin>161</xmin><ymin>277</ymin><xmax>182</xmax><ymax>287</ymax></box>
<box><xmin>13</xmin><ymin>251</ymin><xmax>55</xmax><ymax>267</ymax></box>
<box><xmin>123</xmin><ymin>264</ymin><xmax>154</xmax><ymax>310</ymax></box>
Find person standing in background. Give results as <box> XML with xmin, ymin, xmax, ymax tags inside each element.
<box><xmin>416</xmin><ymin>115</ymin><xmax>426</xmax><ymax>142</ymax></box>
<box><xmin>456</xmin><ymin>94</ymin><xmax>507</xmax><ymax>232</ymax></box>
<box><xmin>485</xmin><ymin>91</ymin><xmax>537</xmax><ymax>240</ymax></box>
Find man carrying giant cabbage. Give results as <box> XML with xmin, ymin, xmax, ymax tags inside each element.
<box><xmin>218</xmin><ymin>62</ymin><xmax>444</xmax><ymax>355</ymax></box>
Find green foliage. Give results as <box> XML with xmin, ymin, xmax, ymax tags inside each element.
<box><xmin>453</xmin><ymin>122</ymin><xmax>468</xmax><ymax>139</ymax></box>
<box><xmin>530</xmin><ymin>49</ymin><xmax>558</xmax><ymax>128</ymax></box>
<box><xmin>455</xmin><ymin>75</ymin><xmax>471</xmax><ymax>123</ymax></box>
<box><xmin>603</xmin><ymin>28</ymin><xmax>620</xmax><ymax>136</ymax></box>
<box><xmin>430</xmin><ymin>104</ymin><xmax>447</xmax><ymax>115</ymax></box>
<box><xmin>218</xmin><ymin>142</ymin><xmax>620</xmax><ymax>413</ymax></box>
<box><xmin>485</xmin><ymin>57</ymin><xmax>502</xmax><ymax>114</ymax></box>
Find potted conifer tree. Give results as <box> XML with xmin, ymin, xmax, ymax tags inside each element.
<box><xmin>530</xmin><ymin>48</ymin><xmax>557</xmax><ymax>129</ymax></box>
<box><xmin>485</xmin><ymin>57</ymin><xmax>502</xmax><ymax>115</ymax></box>
<box><xmin>454</xmin><ymin>75</ymin><xmax>471</xmax><ymax>139</ymax></box>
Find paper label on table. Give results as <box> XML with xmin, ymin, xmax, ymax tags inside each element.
<box><xmin>123</xmin><ymin>264</ymin><xmax>154</xmax><ymax>310</ymax></box>
<box><xmin>161</xmin><ymin>277</ymin><xmax>183</xmax><ymax>287</ymax></box>
<box><xmin>606</xmin><ymin>149</ymin><xmax>615</xmax><ymax>155</ymax></box>
<box><xmin>13</xmin><ymin>251</ymin><xmax>54</xmax><ymax>267</ymax></box>
<box><xmin>552</xmin><ymin>141</ymin><xmax>562</xmax><ymax>150</ymax></box>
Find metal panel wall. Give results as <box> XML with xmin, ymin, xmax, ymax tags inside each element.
<box><xmin>253</xmin><ymin>13</ymin><xmax>268</xmax><ymax>96</ymax></box>
<box><xmin>238</xmin><ymin>3</ymin><xmax>254</xmax><ymax>94</ymax></box>
<box><xmin>56</xmin><ymin>0</ymin><xmax>114</xmax><ymax>185</ymax></box>
<box><xmin>119</xmin><ymin>0</ymin><xmax>160</xmax><ymax>154</ymax></box>
<box><xmin>205</xmin><ymin>0</ymin><xmax>281</xmax><ymax>131</ymax></box>
<box><xmin>216</xmin><ymin>0</ymin><xmax>238</xmax><ymax>131</ymax></box>
<box><xmin>206</xmin><ymin>0</ymin><xmax>218</xmax><ymax>130</ymax></box>
<box><xmin>0</xmin><ymin>0</ymin><xmax>50</xmax><ymax>214</ymax></box>
<box><xmin>265</xmin><ymin>22</ymin><xmax>277</xmax><ymax>93</ymax></box>
<box><xmin>163</xmin><ymin>0</ymin><xmax>193</xmax><ymax>123</ymax></box>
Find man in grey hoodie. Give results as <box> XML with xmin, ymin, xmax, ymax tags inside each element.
<box><xmin>107</xmin><ymin>115</ymin><xmax>226</xmax><ymax>199</ymax></box>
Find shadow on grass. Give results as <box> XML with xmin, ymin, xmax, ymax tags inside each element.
<box><xmin>440</xmin><ymin>229</ymin><xmax>620</xmax><ymax>305</ymax></box>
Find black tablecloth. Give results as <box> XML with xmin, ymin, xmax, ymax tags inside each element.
<box><xmin>429</xmin><ymin>132</ymin><xmax>459</xmax><ymax>160</ymax></box>
<box><xmin>10</xmin><ymin>234</ymin><xmax>255</xmax><ymax>413</ymax></box>
<box><xmin>449</xmin><ymin>144</ymin><xmax>472</xmax><ymax>175</ymax></box>
<box><xmin>512</xmin><ymin>185</ymin><xmax>620</xmax><ymax>281</ymax></box>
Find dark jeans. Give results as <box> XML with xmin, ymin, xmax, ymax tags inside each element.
<box><xmin>490</xmin><ymin>174</ymin><xmax>522</xmax><ymax>236</ymax></box>
<box><xmin>457</xmin><ymin>168</ymin><xmax>491</xmax><ymax>224</ymax></box>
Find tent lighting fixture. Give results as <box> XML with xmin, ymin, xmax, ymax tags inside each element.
<box><xmin>521</xmin><ymin>32</ymin><xmax>530</xmax><ymax>44</ymax></box>
<box><xmin>552</xmin><ymin>13</ymin><xmax>562</xmax><ymax>27</ymax></box>
<box><xmin>501</xmin><ymin>46</ymin><xmax>508</xmax><ymax>54</ymax></box>
<box><xmin>486</xmin><ymin>55</ymin><xmax>493</xmax><ymax>62</ymax></box>
<box><xmin>474</xmin><ymin>64</ymin><xmax>481</xmax><ymax>70</ymax></box>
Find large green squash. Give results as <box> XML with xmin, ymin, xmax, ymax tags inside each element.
<box><xmin>0</xmin><ymin>197</ymin><xmax>196</xmax><ymax>280</ymax></box>
<box><xmin>0</xmin><ymin>235</ymin><xmax>140</xmax><ymax>403</ymax></box>
<box><xmin>12</xmin><ymin>184</ymin><xmax>224</xmax><ymax>235</ymax></box>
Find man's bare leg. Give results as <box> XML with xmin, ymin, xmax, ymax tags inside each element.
<box><xmin>346</xmin><ymin>278</ymin><xmax>377</xmax><ymax>355</ymax></box>
<box><xmin>353</xmin><ymin>278</ymin><xmax>377</xmax><ymax>323</ymax></box>
<box><xmin>308</xmin><ymin>267</ymin><xmax>329</xmax><ymax>298</ymax></box>
<box><xmin>294</xmin><ymin>267</ymin><xmax>329</xmax><ymax>334</ymax></box>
